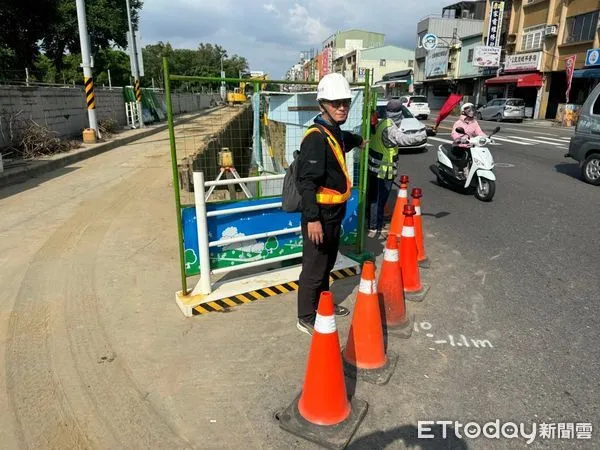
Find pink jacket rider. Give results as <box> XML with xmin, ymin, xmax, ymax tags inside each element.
<box><xmin>451</xmin><ymin>114</ymin><xmax>485</xmax><ymax>148</ymax></box>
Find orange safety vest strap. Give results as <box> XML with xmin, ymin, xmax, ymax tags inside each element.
<box><xmin>302</xmin><ymin>126</ymin><xmax>352</xmax><ymax>205</ymax></box>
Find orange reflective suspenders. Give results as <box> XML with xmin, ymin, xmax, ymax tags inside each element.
<box><xmin>303</xmin><ymin>126</ymin><xmax>352</xmax><ymax>205</ymax></box>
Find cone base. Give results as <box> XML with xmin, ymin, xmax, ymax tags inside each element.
<box><xmin>343</xmin><ymin>351</ymin><xmax>398</xmax><ymax>385</ymax></box>
<box><xmin>384</xmin><ymin>314</ymin><xmax>414</xmax><ymax>339</ymax></box>
<box><xmin>279</xmin><ymin>393</ymin><xmax>368</xmax><ymax>450</ymax></box>
<box><xmin>418</xmin><ymin>257</ymin><xmax>431</xmax><ymax>269</ymax></box>
<box><xmin>405</xmin><ymin>283</ymin><xmax>430</xmax><ymax>302</ymax></box>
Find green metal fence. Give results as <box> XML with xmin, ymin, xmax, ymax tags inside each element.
<box><xmin>162</xmin><ymin>57</ymin><xmax>375</xmax><ymax>295</ymax></box>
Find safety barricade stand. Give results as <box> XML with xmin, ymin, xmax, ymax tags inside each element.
<box><xmin>175</xmin><ymin>171</ymin><xmax>361</xmax><ymax>317</ymax></box>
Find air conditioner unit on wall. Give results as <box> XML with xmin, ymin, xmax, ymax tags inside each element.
<box><xmin>544</xmin><ymin>25</ymin><xmax>558</xmax><ymax>37</ymax></box>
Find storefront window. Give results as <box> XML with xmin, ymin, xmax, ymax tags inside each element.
<box><xmin>563</xmin><ymin>11</ymin><xmax>599</xmax><ymax>44</ymax></box>
<box><xmin>521</xmin><ymin>25</ymin><xmax>544</xmax><ymax>51</ymax></box>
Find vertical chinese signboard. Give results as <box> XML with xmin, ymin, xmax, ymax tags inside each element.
<box><xmin>486</xmin><ymin>1</ymin><xmax>505</xmax><ymax>47</ymax></box>
<box><xmin>565</xmin><ymin>55</ymin><xmax>576</xmax><ymax>103</ymax></box>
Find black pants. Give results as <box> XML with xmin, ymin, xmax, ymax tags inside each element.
<box><xmin>297</xmin><ymin>220</ymin><xmax>342</xmax><ymax>322</ymax></box>
<box><xmin>367</xmin><ymin>172</ymin><xmax>393</xmax><ymax>230</ymax></box>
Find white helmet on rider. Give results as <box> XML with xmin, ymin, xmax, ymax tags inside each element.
<box><xmin>317</xmin><ymin>73</ymin><xmax>352</xmax><ymax>101</ymax></box>
<box><xmin>461</xmin><ymin>102</ymin><xmax>475</xmax><ymax>118</ymax></box>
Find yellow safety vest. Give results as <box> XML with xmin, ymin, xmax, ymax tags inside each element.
<box><xmin>369</xmin><ymin>119</ymin><xmax>399</xmax><ymax>180</ymax></box>
<box><xmin>303</xmin><ymin>126</ymin><xmax>352</xmax><ymax>205</ymax></box>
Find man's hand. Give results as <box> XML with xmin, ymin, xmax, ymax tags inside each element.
<box><xmin>307</xmin><ymin>220</ymin><xmax>324</xmax><ymax>245</ymax></box>
<box><xmin>359</xmin><ymin>139</ymin><xmax>369</xmax><ymax>150</ymax></box>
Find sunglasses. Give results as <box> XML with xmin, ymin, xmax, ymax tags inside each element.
<box><xmin>326</xmin><ymin>99</ymin><xmax>351</xmax><ymax>108</ymax></box>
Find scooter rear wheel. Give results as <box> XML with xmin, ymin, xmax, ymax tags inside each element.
<box><xmin>474</xmin><ymin>178</ymin><xmax>495</xmax><ymax>201</ymax></box>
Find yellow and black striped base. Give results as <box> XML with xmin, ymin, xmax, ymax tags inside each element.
<box><xmin>134</xmin><ymin>80</ymin><xmax>142</xmax><ymax>102</ymax></box>
<box><xmin>84</xmin><ymin>77</ymin><xmax>96</xmax><ymax>109</ymax></box>
<box><xmin>192</xmin><ymin>267</ymin><xmax>359</xmax><ymax>315</ymax></box>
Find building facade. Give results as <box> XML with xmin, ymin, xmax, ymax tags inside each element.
<box><xmin>414</xmin><ymin>1</ymin><xmax>486</xmax><ymax>108</ymax></box>
<box><xmin>336</xmin><ymin>45</ymin><xmax>415</xmax><ymax>84</ymax></box>
<box><xmin>456</xmin><ymin>33</ymin><xmax>486</xmax><ymax>105</ymax></box>
<box><xmin>482</xmin><ymin>0</ymin><xmax>600</xmax><ymax>119</ymax></box>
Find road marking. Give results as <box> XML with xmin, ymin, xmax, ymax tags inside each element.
<box><xmin>534</xmin><ymin>136</ymin><xmax>571</xmax><ymax>143</ymax></box>
<box><xmin>428</xmin><ymin>136</ymin><xmax>453</xmax><ymax>144</ymax></box>
<box><xmin>508</xmin><ymin>136</ymin><xmax>566</xmax><ymax>146</ymax></box>
<box><xmin>490</xmin><ymin>136</ymin><xmax>533</xmax><ymax>145</ymax></box>
<box><xmin>495</xmin><ymin>162</ymin><xmax>515</xmax><ymax>167</ymax></box>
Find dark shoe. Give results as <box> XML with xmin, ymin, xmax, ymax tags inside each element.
<box><xmin>334</xmin><ymin>305</ymin><xmax>350</xmax><ymax>316</ymax></box>
<box><xmin>297</xmin><ymin>319</ymin><xmax>314</xmax><ymax>335</ymax></box>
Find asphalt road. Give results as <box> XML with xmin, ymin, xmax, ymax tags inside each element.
<box><xmin>0</xmin><ymin>117</ymin><xmax>597</xmax><ymax>450</ymax></box>
<box><xmin>384</xmin><ymin>117</ymin><xmax>600</xmax><ymax>448</ymax></box>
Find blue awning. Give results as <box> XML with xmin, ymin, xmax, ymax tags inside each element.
<box><xmin>573</xmin><ymin>68</ymin><xmax>600</xmax><ymax>78</ymax></box>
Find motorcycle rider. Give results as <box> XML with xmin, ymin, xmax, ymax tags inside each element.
<box><xmin>450</xmin><ymin>102</ymin><xmax>486</xmax><ymax>178</ymax></box>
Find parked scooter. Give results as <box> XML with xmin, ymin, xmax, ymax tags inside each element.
<box><xmin>429</xmin><ymin>126</ymin><xmax>500</xmax><ymax>202</ymax></box>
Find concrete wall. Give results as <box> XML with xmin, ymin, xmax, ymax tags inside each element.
<box><xmin>0</xmin><ymin>85</ymin><xmax>216</xmax><ymax>148</ymax></box>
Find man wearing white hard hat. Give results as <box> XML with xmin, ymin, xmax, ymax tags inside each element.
<box><xmin>295</xmin><ymin>73</ymin><xmax>366</xmax><ymax>335</ymax></box>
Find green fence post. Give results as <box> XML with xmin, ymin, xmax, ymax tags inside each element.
<box><xmin>163</xmin><ymin>57</ymin><xmax>188</xmax><ymax>295</ymax></box>
<box><xmin>346</xmin><ymin>70</ymin><xmax>374</xmax><ymax>265</ymax></box>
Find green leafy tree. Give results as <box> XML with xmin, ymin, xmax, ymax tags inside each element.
<box><xmin>141</xmin><ymin>42</ymin><xmax>174</xmax><ymax>87</ymax></box>
<box><xmin>0</xmin><ymin>0</ymin><xmax>59</xmax><ymax>72</ymax></box>
<box><xmin>142</xmin><ymin>42</ymin><xmax>250</xmax><ymax>90</ymax></box>
<box><xmin>94</xmin><ymin>48</ymin><xmax>132</xmax><ymax>87</ymax></box>
<box><xmin>0</xmin><ymin>0</ymin><xmax>142</xmax><ymax>80</ymax></box>
<box><xmin>42</xmin><ymin>0</ymin><xmax>143</xmax><ymax>70</ymax></box>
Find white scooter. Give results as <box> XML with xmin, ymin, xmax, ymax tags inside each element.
<box><xmin>429</xmin><ymin>126</ymin><xmax>500</xmax><ymax>202</ymax></box>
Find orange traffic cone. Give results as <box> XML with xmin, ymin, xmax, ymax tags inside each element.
<box><xmin>377</xmin><ymin>235</ymin><xmax>413</xmax><ymax>338</ymax></box>
<box><xmin>388</xmin><ymin>175</ymin><xmax>410</xmax><ymax>237</ymax></box>
<box><xmin>400</xmin><ymin>204</ymin><xmax>430</xmax><ymax>302</ymax></box>
<box><xmin>278</xmin><ymin>292</ymin><xmax>368</xmax><ymax>448</ymax></box>
<box><xmin>343</xmin><ymin>261</ymin><xmax>398</xmax><ymax>384</ymax></box>
<box><xmin>411</xmin><ymin>188</ymin><xmax>430</xmax><ymax>268</ymax></box>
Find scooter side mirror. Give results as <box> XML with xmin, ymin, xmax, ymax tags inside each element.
<box><xmin>455</xmin><ymin>127</ymin><xmax>466</xmax><ymax>134</ymax></box>
<box><xmin>492</xmin><ymin>126</ymin><xmax>501</xmax><ymax>135</ymax></box>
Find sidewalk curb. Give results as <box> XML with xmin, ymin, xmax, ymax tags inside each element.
<box><xmin>0</xmin><ymin>108</ymin><xmax>220</xmax><ymax>190</ymax></box>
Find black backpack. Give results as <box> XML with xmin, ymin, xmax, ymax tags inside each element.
<box><xmin>281</xmin><ymin>150</ymin><xmax>302</xmax><ymax>212</ymax></box>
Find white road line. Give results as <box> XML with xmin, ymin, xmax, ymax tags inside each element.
<box><xmin>534</xmin><ymin>136</ymin><xmax>571</xmax><ymax>143</ymax></box>
<box><xmin>428</xmin><ymin>136</ymin><xmax>453</xmax><ymax>144</ymax></box>
<box><xmin>503</xmin><ymin>128</ymin><xmax>573</xmax><ymax>139</ymax></box>
<box><xmin>508</xmin><ymin>136</ymin><xmax>566</xmax><ymax>146</ymax></box>
<box><xmin>491</xmin><ymin>136</ymin><xmax>533</xmax><ymax>145</ymax></box>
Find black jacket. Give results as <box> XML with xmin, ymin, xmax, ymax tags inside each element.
<box><xmin>296</xmin><ymin>115</ymin><xmax>363</xmax><ymax>223</ymax></box>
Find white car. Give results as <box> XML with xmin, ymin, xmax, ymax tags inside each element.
<box><xmin>399</xmin><ymin>95</ymin><xmax>430</xmax><ymax>120</ymax></box>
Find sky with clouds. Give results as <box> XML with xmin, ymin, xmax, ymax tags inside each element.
<box><xmin>140</xmin><ymin>0</ymin><xmax>452</xmax><ymax>78</ymax></box>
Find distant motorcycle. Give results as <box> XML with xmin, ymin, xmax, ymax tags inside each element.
<box><xmin>429</xmin><ymin>126</ymin><xmax>500</xmax><ymax>202</ymax></box>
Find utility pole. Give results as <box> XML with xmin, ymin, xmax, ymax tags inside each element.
<box><xmin>75</xmin><ymin>0</ymin><xmax>98</xmax><ymax>134</ymax></box>
<box><xmin>126</xmin><ymin>0</ymin><xmax>144</xmax><ymax>128</ymax></box>
<box><xmin>220</xmin><ymin>51</ymin><xmax>226</xmax><ymax>102</ymax></box>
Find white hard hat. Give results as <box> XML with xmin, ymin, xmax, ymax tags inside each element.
<box><xmin>317</xmin><ymin>73</ymin><xmax>352</xmax><ymax>101</ymax></box>
<box><xmin>461</xmin><ymin>102</ymin><xmax>475</xmax><ymax>112</ymax></box>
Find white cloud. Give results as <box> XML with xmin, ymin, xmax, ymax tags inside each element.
<box><xmin>287</xmin><ymin>4</ymin><xmax>333</xmax><ymax>45</ymax></box>
<box><xmin>222</xmin><ymin>226</ymin><xmax>241</xmax><ymax>239</ymax></box>
<box><xmin>263</xmin><ymin>3</ymin><xmax>280</xmax><ymax>15</ymax></box>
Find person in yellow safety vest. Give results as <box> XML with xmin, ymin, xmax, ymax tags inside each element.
<box><xmin>367</xmin><ymin>99</ymin><xmax>427</xmax><ymax>238</ymax></box>
<box><xmin>295</xmin><ymin>73</ymin><xmax>367</xmax><ymax>335</ymax></box>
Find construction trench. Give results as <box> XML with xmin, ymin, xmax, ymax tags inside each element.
<box><xmin>176</xmin><ymin>104</ymin><xmax>256</xmax><ymax>198</ymax></box>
